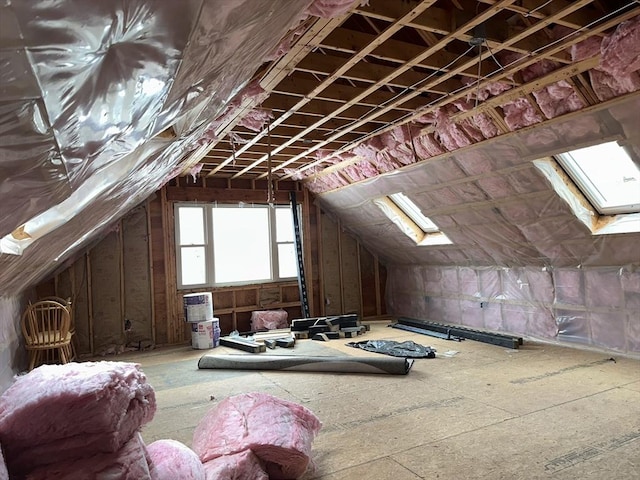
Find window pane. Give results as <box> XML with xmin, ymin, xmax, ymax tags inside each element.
<box><xmin>181</xmin><ymin>246</ymin><xmax>206</xmax><ymax>285</ymax></box>
<box><xmin>278</xmin><ymin>243</ymin><xmax>298</xmax><ymax>278</ymax></box>
<box><xmin>559</xmin><ymin>142</ymin><xmax>640</xmax><ymax>214</ymax></box>
<box><xmin>212</xmin><ymin>207</ymin><xmax>271</xmax><ymax>284</ymax></box>
<box><xmin>178</xmin><ymin>207</ymin><xmax>205</xmax><ymax>245</ymax></box>
<box><xmin>276</xmin><ymin>207</ymin><xmax>295</xmax><ymax>242</ymax></box>
<box><xmin>389</xmin><ymin>193</ymin><xmax>439</xmax><ymax>232</ymax></box>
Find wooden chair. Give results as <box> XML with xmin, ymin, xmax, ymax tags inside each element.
<box><xmin>21</xmin><ymin>300</ymin><xmax>73</xmax><ymax>371</ymax></box>
<box><xmin>40</xmin><ymin>296</ymin><xmax>77</xmax><ymax>360</ymax></box>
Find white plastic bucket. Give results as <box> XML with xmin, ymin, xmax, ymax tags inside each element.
<box><xmin>184</xmin><ymin>292</ymin><xmax>213</xmax><ymax>323</ymax></box>
<box><xmin>191</xmin><ymin>318</ymin><xmax>220</xmax><ymax>350</ymax></box>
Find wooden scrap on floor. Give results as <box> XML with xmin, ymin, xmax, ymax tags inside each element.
<box><xmin>220</xmin><ymin>336</ymin><xmax>266</xmax><ymax>353</ymax></box>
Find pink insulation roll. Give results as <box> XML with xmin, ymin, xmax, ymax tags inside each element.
<box><xmin>203</xmin><ymin>451</ymin><xmax>269</xmax><ymax>480</ymax></box>
<box><xmin>25</xmin><ymin>433</ymin><xmax>152</xmax><ymax>480</ymax></box>
<box><xmin>0</xmin><ymin>362</ymin><xmax>156</xmax><ymax>475</ymax></box>
<box><xmin>250</xmin><ymin>310</ymin><xmax>289</xmax><ymax>331</ymax></box>
<box><xmin>147</xmin><ymin>439</ymin><xmax>205</xmax><ymax>480</ymax></box>
<box><xmin>501</xmin><ymin>97</ymin><xmax>542</xmax><ymax>130</ymax></box>
<box><xmin>600</xmin><ymin>15</ymin><xmax>640</xmax><ymax>76</ymax></box>
<box><xmin>572</xmin><ymin>34</ymin><xmax>640</xmax><ymax>101</ymax></box>
<box><xmin>192</xmin><ymin>392</ymin><xmax>322</xmax><ymax>480</ymax></box>
<box><xmin>532</xmin><ymin>80</ymin><xmax>585</xmax><ymax>119</ymax></box>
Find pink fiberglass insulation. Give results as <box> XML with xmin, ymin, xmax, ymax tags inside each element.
<box><xmin>411</xmin><ymin>129</ymin><xmax>445</xmax><ymax>159</ymax></box>
<box><xmin>0</xmin><ymin>362</ymin><xmax>155</xmax><ymax>475</ymax></box>
<box><xmin>572</xmin><ymin>35</ymin><xmax>640</xmax><ymax>101</ymax></box>
<box><xmin>238</xmin><ymin>108</ymin><xmax>273</xmax><ymax>132</ymax></box>
<box><xmin>343</xmin><ymin>160</ymin><xmax>378</xmax><ymax>181</ymax></box>
<box><xmin>434</xmin><ymin>107</ymin><xmax>472</xmax><ymax>151</ymax></box>
<box><xmin>0</xmin><ymin>446</ymin><xmax>6</xmax><ymax>480</ymax></box>
<box><xmin>189</xmin><ymin>163</ymin><xmax>203</xmax><ymax>182</ymax></box>
<box><xmin>389</xmin><ymin>142</ymin><xmax>417</xmax><ymax>166</ymax></box>
<box><xmin>532</xmin><ymin>80</ymin><xmax>585</xmax><ymax>119</ymax></box>
<box><xmin>374</xmin><ymin>150</ymin><xmax>401</xmax><ymax>172</ymax></box>
<box><xmin>250</xmin><ymin>310</ymin><xmax>289</xmax><ymax>331</ymax></box>
<box><xmin>451</xmin><ymin>99</ymin><xmax>498</xmax><ymax>139</ymax></box>
<box><xmin>501</xmin><ymin>97</ymin><xmax>543</xmax><ymax>131</ymax></box>
<box><xmin>202</xmin><ymin>451</ymin><xmax>269</xmax><ymax>480</ymax></box>
<box><xmin>26</xmin><ymin>433</ymin><xmax>152</xmax><ymax>480</ymax></box>
<box><xmin>147</xmin><ymin>439</ymin><xmax>205</xmax><ymax>480</ymax></box>
<box><xmin>600</xmin><ymin>15</ymin><xmax>640</xmax><ymax>76</ymax></box>
<box><xmin>192</xmin><ymin>392</ymin><xmax>322</xmax><ymax>480</ymax></box>
<box><xmin>306</xmin><ymin>0</ymin><xmax>364</xmax><ymax>18</ymax></box>
<box><xmin>459</xmin><ymin>118</ymin><xmax>485</xmax><ymax>142</ymax></box>
<box><xmin>352</xmin><ymin>143</ymin><xmax>379</xmax><ymax>163</ymax></box>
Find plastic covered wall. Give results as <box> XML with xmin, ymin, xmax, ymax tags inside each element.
<box><xmin>386</xmin><ymin>265</ymin><xmax>639</xmax><ymax>355</ymax></box>
<box><xmin>317</xmin><ymin>95</ymin><xmax>640</xmax><ymax>354</ymax></box>
<box><xmin>0</xmin><ymin>0</ymin><xmax>315</xmax><ymax>295</ymax></box>
<box><xmin>0</xmin><ymin>294</ymin><xmax>27</xmax><ymax>392</ymax></box>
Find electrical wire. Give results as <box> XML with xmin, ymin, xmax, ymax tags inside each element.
<box><xmin>324</xmin><ymin>44</ymin><xmax>477</xmax><ymax>137</ymax></box>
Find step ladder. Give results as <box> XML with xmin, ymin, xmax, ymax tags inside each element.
<box><xmin>290</xmin><ymin>191</ymin><xmax>310</xmax><ymax>318</ymax></box>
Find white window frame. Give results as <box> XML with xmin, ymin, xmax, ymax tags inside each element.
<box><xmin>533</xmin><ymin>152</ymin><xmax>640</xmax><ymax>236</ymax></box>
<box><xmin>374</xmin><ymin>193</ymin><xmax>452</xmax><ymax>246</ymax></box>
<box><xmin>555</xmin><ymin>141</ymin><xmax>640</xmax><ymax>215</ymax></box>
<box><xmin>175</xmin><ymin>203</ymin><xmax>299</xmax><ymax>289</ymax></box>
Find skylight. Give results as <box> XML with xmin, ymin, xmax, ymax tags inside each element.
<box><xmin>374</xmin><ymin>193</ymin><xmax>452</xmax><ymax>246</ymax></box>
<box><xmin>388</xmin><ymin>193</ymin><xmax>439</xmax><ymax>232</ymax></box>
<box><xmin>556</xmin><ymin>141</ymin><xmax>640</xmax><ymax>215</ymax></box>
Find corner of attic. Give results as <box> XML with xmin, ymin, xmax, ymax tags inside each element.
<box><xmin>2</xmin><ymin>0</ymin><xmax>640</xmax><ymax>390</ymax></box>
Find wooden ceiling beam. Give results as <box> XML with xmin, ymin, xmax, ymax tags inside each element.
<box><xmin>260</xmin><ymin>0</ymin><xmax>522</xmax><ymax>179</ymax></box>
<box><xmin>210</xmin><ymin>0</ymin><xmax>439</xmax><ymax>177</ymax></box>
<box><xmin>304</xmin><ymin>8</ymin><xmax>639</xmax><ymax>182</ymax></box>
<box><xmin>319</xmin><ymin>27</ymin><xmax>496</xmax><ymax>77</ymax></box>
<box><xmin>278</xmin><ymin>0</ymin><xmax>603</xmax><ymax>180</ymax></box>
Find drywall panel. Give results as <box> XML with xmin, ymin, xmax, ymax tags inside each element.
<box><xmin>340</xmin><ymin>230</ymin><xmax>361</xmax><ymax>315</ymax></box>
<box><xmin>90</xmin><ymin>231</ymin><xmax>123</xmax><ymax>354</ymax></box>
<box><xmin>321</xmin><ymin>212</ymin><xmax>342</xmax><ymax>315</ymax></box>
<box><xmin>122</xmin><ymin>206</ymin><xmax>153</xmax><ymax>346</ymax></box>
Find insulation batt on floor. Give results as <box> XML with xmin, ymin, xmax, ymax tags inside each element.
<box><xmin>147</xmin><ymin>439</ymin><xmax>205</xmax><ymax>480</ymax></box>
<box><xmin>192</xmin><ymin>392</ymin><xmax>322</xmax><ymax>479</ymax></box>
<box><xmin>0</xmin><ymin>363</ymin><xmax>323</xmax><ymax>479</ymax></box>
<box><xmin>25</xmin><ymin>433</ymin><xmax>152</xmax><ymax>480</ymax></box>
<box><xmin>0</xmin><ymin>362</ymin><xmax>156</xmax><ymax>476</ymax></box>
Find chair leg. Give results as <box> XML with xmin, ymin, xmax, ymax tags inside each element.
<box><xmin>28</xmin><ymin>350</ymin><xmax>37</xmax><ymax>371</ymax></box>
<box><xmin>59</xmin><ymin>346</ymin><xmax>68</xmax><ymax>364</ymax></box>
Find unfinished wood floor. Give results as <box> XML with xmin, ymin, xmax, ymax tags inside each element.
<box><xmin>124</xmin><ymin>323</ymin><xmax>640</xmax><ymax>479</ymax></box>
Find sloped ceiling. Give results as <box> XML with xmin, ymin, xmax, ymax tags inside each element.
<box><xmin>1</xmin><ymin>0</ymin><xmax>639</xmax><ymax>296</ymax></box>
<box><xmin>184</xmin><ymin>0</ymin><xmax>640</xmax><ymax>190</ymax></box>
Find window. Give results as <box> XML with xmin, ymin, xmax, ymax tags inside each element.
<box><xmin>374</xmin><ymin>193</ymin><xmax>452</xmax><ymax>246</ymax></box>
<box><xmin>175</xmin><ymin>203</ymin><xmax>299</xmax><ymax>288</ymax></box>
<box><xmin>556</xmin><ymin>141</ymin><xmax>640</xmax><ymax>215</ymax></box>
<box><xmin>533</xmin><ymin>140</ymin><xmax>640</xmax><ymax>235</ymax></box>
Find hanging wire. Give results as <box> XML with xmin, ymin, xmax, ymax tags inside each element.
<box><xmin>475</xmin><ymin>42</ymin><xmax>483</xmax><ymax>108</ymax></box>
<box><xmin>523</xmin><ymin>0</ymin><xmax>554</xmax><ymax>18</ymax></box>
<box><xmin>266</xmin><ymin>121</ymin><xmax>275</xmax><ymax>207</ymax></box>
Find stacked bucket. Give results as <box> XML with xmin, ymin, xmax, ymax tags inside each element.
<box><xmin>183</xmin><ymin>293</ymin><xmax>220</xmax><ymax>349</ymax></box>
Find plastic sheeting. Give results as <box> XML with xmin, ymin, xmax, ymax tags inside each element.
<box><xmin>317</xmin><ymin>95</ymin><xmax>640</xmax><ymax>269</ymax></box>
<box><xmin>0</xmin><ymin>0</ymin><xmax>315</xmax><ymax>294</ymax></box>
<box><xmin>385</xmin><ymin>265</ymin><xmax>640</xmax><ymax>355</ymax></box>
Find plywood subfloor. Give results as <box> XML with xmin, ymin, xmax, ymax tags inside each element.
<box><xmin>120</xmin><ymin>323</ymin><xmax>640</xmax><ymax>479</ymax></box>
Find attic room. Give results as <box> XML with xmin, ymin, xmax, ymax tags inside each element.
<box><xmin>0</xmin><ymin>0</ymin><xmax>639</xmax><ymax>478</ymax></box>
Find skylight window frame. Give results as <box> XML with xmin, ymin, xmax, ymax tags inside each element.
<box><xmin>388</xmin><ymin>192</ymin><xmax>440</xmax><ymax>233</ymax></box>
<box><xmin>374</xmin><ymin>193</ymin><xmax>452</xmax><ymax>246</ymax></box>
<box><xmin>554</xmin><ymin>141</ymin><xmax>640</xmax><ymax>215</ymax></box>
